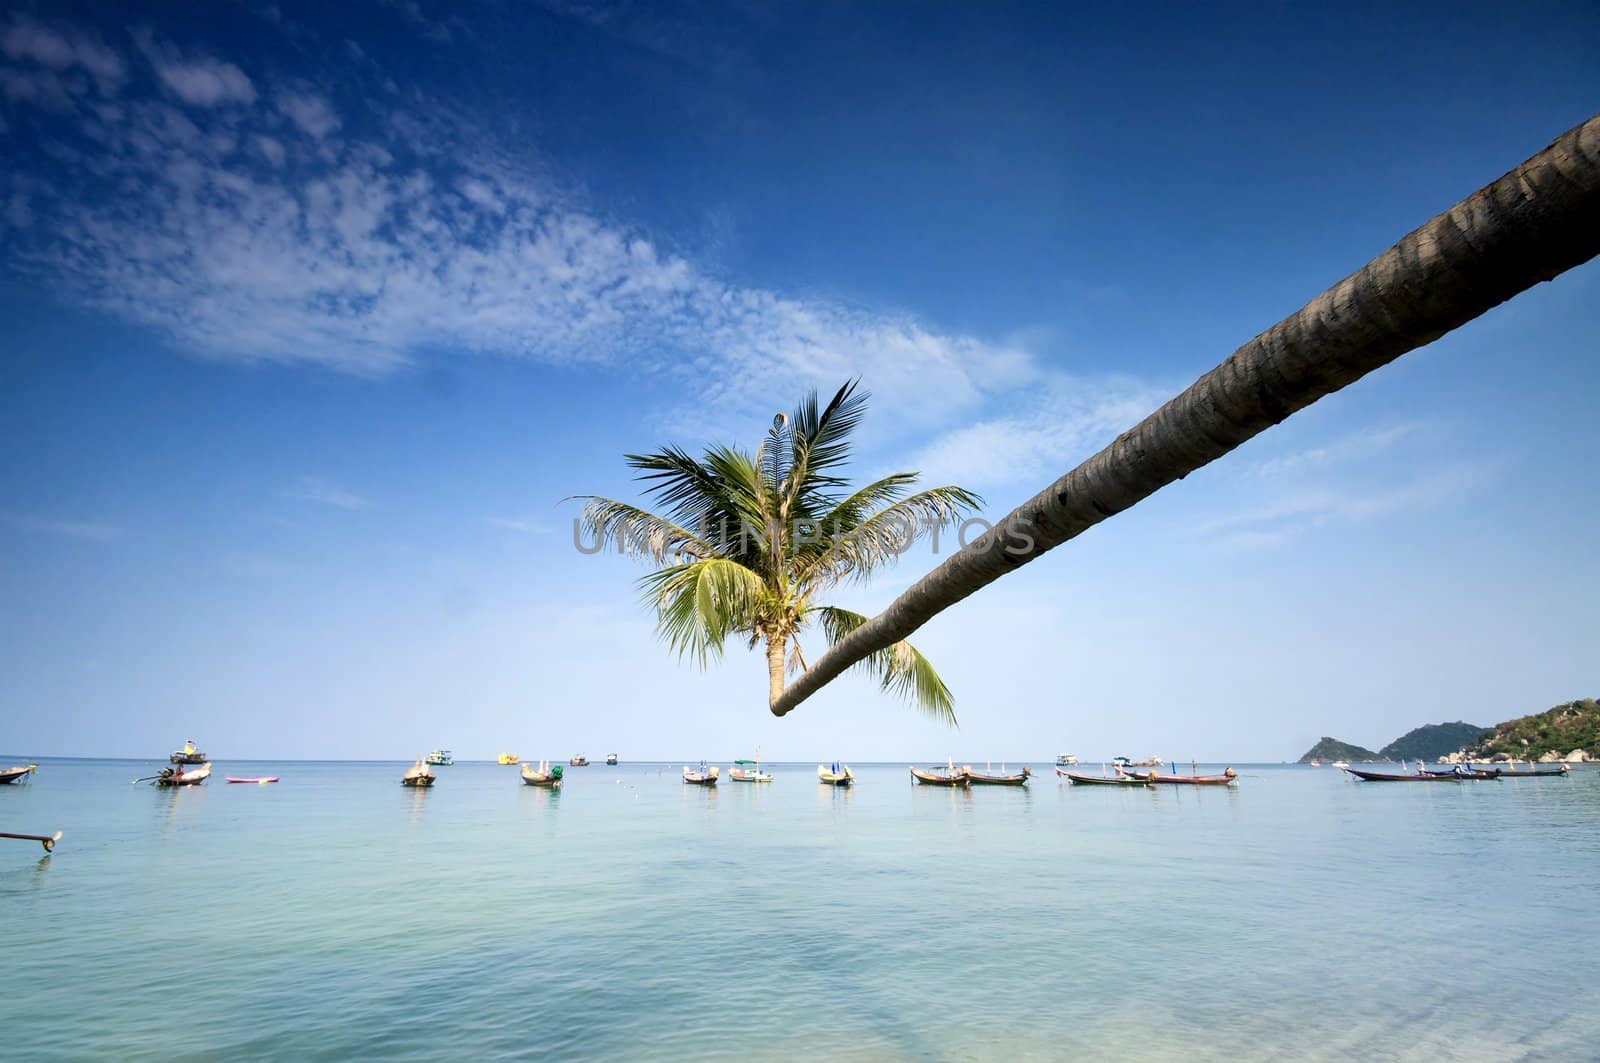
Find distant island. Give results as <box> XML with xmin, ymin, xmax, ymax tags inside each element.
<box><xmin>1297</xmin><ymin>737</ymin><xmax>1381</xmax><ymax>763</ymax></box>
<box><xmin>1448</xmin><ymin>698</ymin><xmax>1598</xmax><ymax>763</ymax></box>
<box><xmin>1380</xmin><ymin>722</ymin><xmax>1489</xmax><ymax>762</ymax></box>
<box><xmin>1297</xmin><ymin>698</ymin><xmax>1598</xmax><ymax>764</ymax></box>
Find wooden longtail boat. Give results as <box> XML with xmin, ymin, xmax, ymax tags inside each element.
<box><xmin>682</xmin><ymin>763</ymin><xmax>719</xmax><ymax>786</ymax></box>
<box><xmin>818</xmin><ymin>763</ymin><xmax>854</xmax><ymax>787</ymax></box>
<box><xmin>0</xmin><ymin>764</ymin><xmax>38</xmax><ymax>785</ymax></box>
<box><xmin>965</xmin><ymin>765</ymin><xmax>1031</xmax><ymax>786</ymax></box>
<box><xmin>402</xmin><ymin>759</ymin><xmax>436</xmax><ymax>787</ymax></box>
<box><xmin>225</xmin><ymin>776</ymin><xmax>279</xmax><ymax>784</ymax></box>
<box><xmin>1487</xmin><ymin>765</ymin><xmax>1570</xmax><ymax>777</ymax></box>
<box><xmin>154</xmin><ymin>762</ymin><xmax>211</xmax><ymax>787</ymax></box>
<box><xmin>1347</xmin><ymin>767</ymin><xmax>1497</xmax><ymax>782</ymax></box>
<box><xmin>1062</xmin><ymin>770</ymin><xmax>1149</xmax><ymax>787</ymax></box>
<box><xmin>1120</xmin><ymin>767</ymin><xmax>1237</xmax><ymax>786</ymax></box>
<box><xmin>520</xmin><ymin>761</ymin><xmax>563</xmax><ymax>788</ymax></box>
<box><xmin>910</xmin><ymin>765</ymin><xmax>968</xmax><ymax>787</ymax></box>
<box><xmin>1417</xmin><ymin>766</ymin><xmax>1503</xmax><ymax>779</ymax></box>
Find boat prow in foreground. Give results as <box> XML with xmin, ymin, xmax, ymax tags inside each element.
<box><xmin>0</xmin><ymin>764</ymin><xmax>38</xmax><ymax>785</ymax></box>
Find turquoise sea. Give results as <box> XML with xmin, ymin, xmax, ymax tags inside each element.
<box><xmin>2</xmin><ymin>759</ymin><xmax>1596</xmax><ymax>1061</ymax></box>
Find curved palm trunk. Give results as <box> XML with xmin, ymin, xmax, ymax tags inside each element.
<box><xmin>772</xmin><ymin>114</ymin><xmax>1600</xmax><ymax>718</ymax></box>
<box><xmin>766</xmin><ymin>632</ymin><xmax>787</xmax><ymax>709</ymax></box>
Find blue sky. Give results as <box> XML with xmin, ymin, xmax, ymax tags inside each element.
<box><xmin>1</xmin><ymin>1</ymin><xmax>1596</xmax><ymax>762</ymax></box>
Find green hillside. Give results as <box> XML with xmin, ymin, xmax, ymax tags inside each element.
<box><xmin>1380</xmin><ymin>722</ymin><xmax>1489</xmax><ymax>762</ymax></box>
<box><xmin>1297</xmin><ymin>737</ymin><xmax>1383</xmax><ymax>764</ymax></box>
<box><xmin>1466</xmin><ymin>699</ymin><xmax>1599</xmax><ymax>761</ymax></box>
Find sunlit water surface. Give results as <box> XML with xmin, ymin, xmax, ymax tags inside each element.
<box><xmin>2</xmin><ymin>759</ymin><xmax>1596</xmax><ymax>1061</ymax></box>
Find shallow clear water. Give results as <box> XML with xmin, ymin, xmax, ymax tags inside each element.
<box><xmin>2</xmin><ymin>759</ymin><xmax>1596</xmax><ymax>1061</ymax></box>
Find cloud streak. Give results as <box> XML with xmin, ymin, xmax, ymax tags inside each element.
<box><xmin>286</xmin><ymin>477</ymin><xmax>371</xmax><ymax>511</ymax></box>
<box><xmin>0</xmin><ymin>16</ymin><xmax>1033</xmax><ymax>437</ymax></box>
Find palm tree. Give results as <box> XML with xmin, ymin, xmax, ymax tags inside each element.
<box><xmin>573</xmin><ymin>381</ymin><xmax>982</xmax><ymax>722</ymax></box>
<box><xmin>770</xmin><ymin>113</ymin><xmax>1600</xmax><ymax>717</ymax></box>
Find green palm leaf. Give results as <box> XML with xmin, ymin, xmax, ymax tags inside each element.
<box><xmin>815</xmin><ymin>606</ymin><xmax>957</xmax><ymax>725</ymax></box>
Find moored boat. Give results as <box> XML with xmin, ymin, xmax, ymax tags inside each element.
<box><xmin>818</xmin><ymin>763</ymin><xmax>854</xmax><ymax>787</ymax></box>
<box><xmin>520</xmin><ymin>761</ymin><xmax>564</xmax><ymax>788</ymax></box>
<box><xmin>1418</xmin><ymin>765</ymin><xmax>1503</xmax><ymax>779</ymax></box>
<box><xmin>1055</xmin><ymin>754</ymin><xmax>1078</xmax><ymax>767</ymax></box>
<box><xmin>965</xmin><ymin>764</ymin><xmax>1031</xmax><ymax>786</ymax></box>
<box><xmin>225</xmin><ymin>776</ymin><xmax>279</xmax><ymax>784</ymax></box>
<box><xmin>170</xmin><ymin>739</ymin><xmax>206</xmax><ymax>765</ymax></box>
<box><xmin>402</xmin><ymin>758</ymin><xmax>436</xmax><ymax>787</ymax></box>
<box><xmin>154</xmin><ymin>762</ymin><xmax>211</xmax><ymax>787</ymax></box>
<box><xmin>498</xmin><ymin>753</ymin><xmax>520</xmax><ymax>765</ymax></box>
<box><xmin>569</xmin><ymin>755</ymin><xmax>590</xmax><ymax>767</ymax></box>
<box><xmin>1488</xmin><ymin>764</ymin><xmax>1570</xmax><ymax>777</ymax></box>
<box><xmin>1346</xmin><ymin>766</ymin><xmax>1496</xmax><ymax>782</ymax></box>
<box><xmin>605</xmin><ymin>753</ymin><xmax>619</xmax><ymax>765</ymax></box>
<box><xmin>1061</xmin><ymin>769</ymin><xmax>1149</xmax><ymax>786</ymax></box>
<box><xmin>425</xmin><ymin>750</ymin><xmax>453</xmax><ymax>766</ymax></box>
<box><xmin>1119</xmin><ymin>766</ymin><xmax>1237</xmax><ymax>786</ymax></box>
<box><xmin>683</xmin><ymin>762</ymin><xmax>719</xmax><ymax>786</ymax></box>
<box><xmin>0</xmin><ymin>764</ymin><xmax>37</xmax><ymax>785</ymax></box>
<box><xmin>728</xmin><ymin>754</ymin><xmax>771</xmax><ymax>782</ymax></box>
<box><xmin>909</xmin><ymin>763</ymin><xmax>968</xmax><ymax>787</ymax></box>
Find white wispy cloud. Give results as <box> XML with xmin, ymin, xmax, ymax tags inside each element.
<box><xmin>1</xmin><ymin>14</ymin><xmax>124</xmax><ymax>94</ymax></box>
<box><xmin>154</xmin><ymin>56</ymin><xmax>255</xmax><ymax>106</ymax></box>
<box><xmin>285</xmin><ymin>476</ymin><xmax>371</xmax><ymax>510</ymax></box>
<box><xmin>904</xmin><ymin>374</ymin><xmax>1170</xmax><ymax>490</ymax></box>
<box><xmin>485</xmin><ymin>516</ymin><xmax>551</xmax><ymax>534</ymax></box>
<box><xmin>1203</xmin><ymin>459</ymin><xmax>1504</xmax><ymax>549</ymax></box>
<box><xmin>0</xmin><ymin>17</ymin><xmax>1035</xmax><ymax>437</ymax></box>
<box><xmin>1251</xmin><ymin>422</ymin><xmax>1419</xmax><ymax>479</ymax></box>
<box><xmin>2</xmin><ymin>513</ymin><xmax>124</xmax><ymax>541</ymax></box>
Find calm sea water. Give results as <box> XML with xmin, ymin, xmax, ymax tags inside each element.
<box><xmin>1</xmin><ymin>758</ymin><xmax>1596</xmax><ymax>1061</ymax></box>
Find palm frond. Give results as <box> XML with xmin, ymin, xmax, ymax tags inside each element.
<box><xmin>639</xmin><ymin>558</ymin><xmax>768</xmax><ymax>667</ymax></box>
<box><xmin>626</xmin><ymin>447</ymin><xmax>732</xmax><ymax>535</ymax></box>
<box><xmin>794</xmin><ymin>485</ymin><xmax>983</xmax><ymax>592</ymax></box>
<box><xmin>762</xmin><ymin>412</ymin><xmax>793</xmax><ymax>507</ymax></box>
<box><xmin>786</xmin><ymin>380</ymin><xmax>869</xmax><ymax>512</ymax></box>
<box><xmin>570</xmin><ymin>497</ymin><xmax>717</xmax><ymax>564</ymax></box>
<box><xmin>814</xmin><ymin>606</ymin><xmax>957</xmax><ymax>726</ymax></box>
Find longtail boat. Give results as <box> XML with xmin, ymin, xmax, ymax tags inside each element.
<box><xmin>1487</xmin><ymin>764</ymin><xmax>1570</xmax><ymax>777</ymax></box>
<box><xmin>1346</xmin><ymin>767</ymin><xmax>1497</xmax><ymax>782</ymax></box>
<box><xmin>0</xmin><ymin>764</ymin><xmax>37</xmax><ymax>785</ymax></box>
<box><xmin>520</xmin><ymin>761</ymin><xmax>563</xmax><ymax>788</ymax></box>
<box><xmin>154</xmin><ymin>762</ymin><xmax>211</xmax><ymax>787</ymax></box>
<box><xmin>910</xmin><ymin>764</ymin><xmax>968</xmax><ymax>787</ymax></box>
<box><xmin>225</xmin><ymin>776</ymin><xmax>279</xmax><ymax>784</ymax></box>
<box><xmin>818</xmin><ymin>763</ymin><xmax>854</xmax><ymax>787</ymax></box>
<box><xmin>402</xmin><ymin>758</ymin><xmax>436</xmax><ymax>788</ymax></box>
<box><xmin>1418</xmin><ymin>766</ymin><xmax>1503</xmax><ymax>779</ymax></box>
<box><xmin>682</xmin><ymin>763</ymin><xmax>719</xmax><ymax>786</ymax></box>
<box><xmin>965</xmin><ymin>765</ymin><xmax>1031</xmax><ymax>786</ymax></box>
<box><xmin>1120</xmin><ymin>767</ymin><xmax>1237</xmax><ymax>786</ymax></box>
<box><xmin>1062</xmin><ymin>770</ymin><xmax>1149</xmax><ymax>787</ymax></box>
